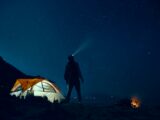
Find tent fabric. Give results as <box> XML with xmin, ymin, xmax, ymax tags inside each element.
<box><xmin>11</xmin><ymin>78</ymin><xmax>43</xmax><ymax>91</ymax></box>
<box><xmin>10</xmin><ymin>78</ymin><xmax>65</xmax><ymax>103</ymax></box>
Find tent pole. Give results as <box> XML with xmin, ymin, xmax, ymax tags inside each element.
<box><xmin>41</xmin><ymin>82</ymin><xmax>44</xmax><ymax>92</ymax></box>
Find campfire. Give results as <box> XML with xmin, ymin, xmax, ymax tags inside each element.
<box><xmin>131</xmin><ymin>96</ymin><xmax>141</xmax><ymax>109</ymax></box>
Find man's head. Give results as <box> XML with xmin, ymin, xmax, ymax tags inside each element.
<box><xmin>68</xmin><ymin>55</ymin><xmax>74</xmax><ymax>62</ymax></box>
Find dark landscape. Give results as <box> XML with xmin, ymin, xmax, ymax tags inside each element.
<box><xmin>0</xmin><ymin>56</ymin><xmax>160</xmax><ymax>120</ymax></box>
<box><xmin>1</xmin><ymin>95</ymin><xmax>160</xmax><ymax>120</ymax></box>
<box><xmin>0</xmin><ymin>0</ymin><xmax>160</xmax><ymax>120</ymax></box>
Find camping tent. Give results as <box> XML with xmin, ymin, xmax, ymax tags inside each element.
<box><xmin>10</xmin><ymin>78</ymin><xmax>65</xmax><ymax>103</ymax></box>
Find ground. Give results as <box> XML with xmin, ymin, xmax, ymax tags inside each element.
<box><xmin>0</xmin><ymin>96</ymin><xmax>160</xmax><ymax>120</ymax></box>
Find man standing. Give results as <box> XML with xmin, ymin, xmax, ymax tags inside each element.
<box><xmin>64</xmin><ymin>55</ymin><xmax>84</xmax><ymax>103</ymax></box>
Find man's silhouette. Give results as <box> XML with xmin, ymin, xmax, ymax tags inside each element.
<box><xmin>64</xmin><ymin>55</ymin><xmax>84</xmax><ymax>103</ymax></box>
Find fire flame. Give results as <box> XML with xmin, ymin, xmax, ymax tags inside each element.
<box><xmin>131</xmin><ymin>96</ymin><xmax>141</xmax><ymax>109</ymax></box>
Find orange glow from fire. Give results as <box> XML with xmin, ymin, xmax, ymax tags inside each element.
<box><xmin>131</xmin><ymin>96</ymin><xmax>141</xmax><ymax>108</ymax></box>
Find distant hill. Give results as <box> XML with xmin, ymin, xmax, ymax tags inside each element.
<box><xmin>0</xmin><ymin>56</ymin><xmax>38</xmax><ymax>95</ymax></box>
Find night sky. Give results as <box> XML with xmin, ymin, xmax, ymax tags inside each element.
<box><xmin>0</xmin><ymin>0</ymin><xmax>160</xmax><ymax>104</ymax></box>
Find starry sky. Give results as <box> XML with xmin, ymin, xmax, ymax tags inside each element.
<box><xmin>0</xmin><ymin>0</ymin><xmax>160</xmax><ymax>104</ymax></box>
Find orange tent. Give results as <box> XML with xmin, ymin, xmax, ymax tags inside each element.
<box><xmin>11</xmin><ymin>78</ymin><xmax>43</xmax><ymax>92</ymax></box>
<box><xmin>10</xmin><ymin>78</ymin><xmax>64</xmax><ymax>103</ymax></box>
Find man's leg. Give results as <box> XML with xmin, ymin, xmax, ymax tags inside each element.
<box><xmin>75</xmin><ymin>80</ymin><xmax>82</xmax><ymax>102</ymax></box>
<box><xmin>66</xmin><ymin>83</ymin><xmax>73</xmax><ymax>102</ymax></box>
